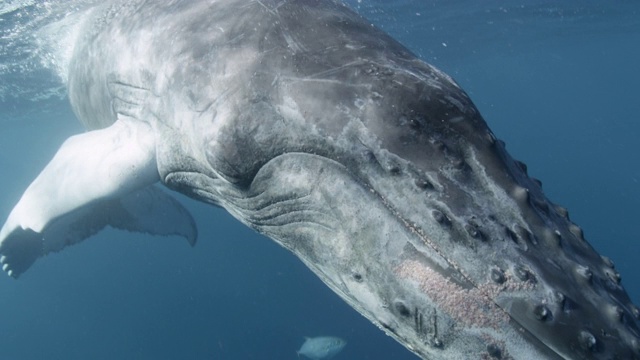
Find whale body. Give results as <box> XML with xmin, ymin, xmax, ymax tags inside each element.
<box><xmin>1</xmin><ymin>1</ymin><xmax>639</xmax><ymax>359</ymax></box>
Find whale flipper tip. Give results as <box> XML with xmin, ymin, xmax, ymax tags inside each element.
<box><xmin>0</xmin><ymin>227</ymin><xmax>42</xmax><ymax>279</ymax></box>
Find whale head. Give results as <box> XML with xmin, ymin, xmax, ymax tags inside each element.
<box><xmin>129</xmin><ymin>2</ymin><xmax>639</xmax><ymax>358</ymax></box>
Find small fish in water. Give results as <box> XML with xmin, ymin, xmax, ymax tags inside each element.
<box><xmin>297</xmin><ymin>336</ymin><xmax>346</xmax><ymax>360</ymax></box>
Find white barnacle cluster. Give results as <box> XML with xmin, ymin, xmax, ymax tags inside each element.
<box><xmin>395</xmin><ymin>259</ymin><xmax>510</xmax><ymax>329</ymax></box>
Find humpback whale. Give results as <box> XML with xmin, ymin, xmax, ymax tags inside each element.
<box><xmin>1</xmin><ymin>0</ymin><xmax>638</xmax><ymax>358</ymax></box>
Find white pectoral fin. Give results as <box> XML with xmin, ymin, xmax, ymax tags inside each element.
<box><xmin>0</xmin><ymin>228</ymin><xmax>42</xmax><ymax>278</ymax></box>
<box><xmin>0</xmin><ymin>118</ymin><xmax>196</xmax><ymax>278</ymax></box>
<box><xmin>109</xmin><ymin>185</ymin><xmax>197</xmax><ymax>246</ymax></box>
<box><xmin>41</xmin><ymin>185</ymin><xmax>197</xmax><ymax>254</ymax></box>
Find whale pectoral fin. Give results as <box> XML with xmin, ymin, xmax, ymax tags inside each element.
<box><xmin>0</xmin><ymin>228</ymin><xmax>41</xmax><ymax>278</ymax></box>
<box><xmin>0</xmin><ymin>186</ymin><xmax>197</xmax><ymax>278</ymax></box>
<box><xmin>111</xmin><ymin>186</ymin><xmax>197</xmax><ymax>246</ymax></box>
<box><xmin>0</xmin><ymin>117</ymin><xmax>170</xmax><ymax>278</ymax></box>
<box><xmin>41</xmin><ymin>185</ymin><xmax>197</xmax><ymax>252</ymax></box>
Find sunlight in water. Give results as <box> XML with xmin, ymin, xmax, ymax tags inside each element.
<box><xmin>0</xmin><ymin>0</ymin><xmax>36</xmax><ymax>16</ymax></box>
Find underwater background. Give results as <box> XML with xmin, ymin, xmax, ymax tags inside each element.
<box><xmin>0</xmin><ymin>1</ymin><xmax>639</xmax><ymax>359</ymax></box>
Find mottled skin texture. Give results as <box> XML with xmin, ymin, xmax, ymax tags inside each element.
<box><xmin>1</xmin><ymin>0</ymin><xmax>639</xmax><ymax>359</ymax></box>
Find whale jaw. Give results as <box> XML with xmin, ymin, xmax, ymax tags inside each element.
<box><xmin>203</xmin><ymin>136</ymin><xmax>640</xmax><ymax>359</ymax></box>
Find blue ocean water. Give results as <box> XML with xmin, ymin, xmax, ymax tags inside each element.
<box><xmin>0</xmin><ymin>1</ymin><xmax>638</xmax><ymax>359</ymax></box>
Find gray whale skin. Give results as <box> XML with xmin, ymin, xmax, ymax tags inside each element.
<box><xmin>1</xmin><ymin>1</ymin><xmax>638</xmax><ymax>359</ymax></box>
